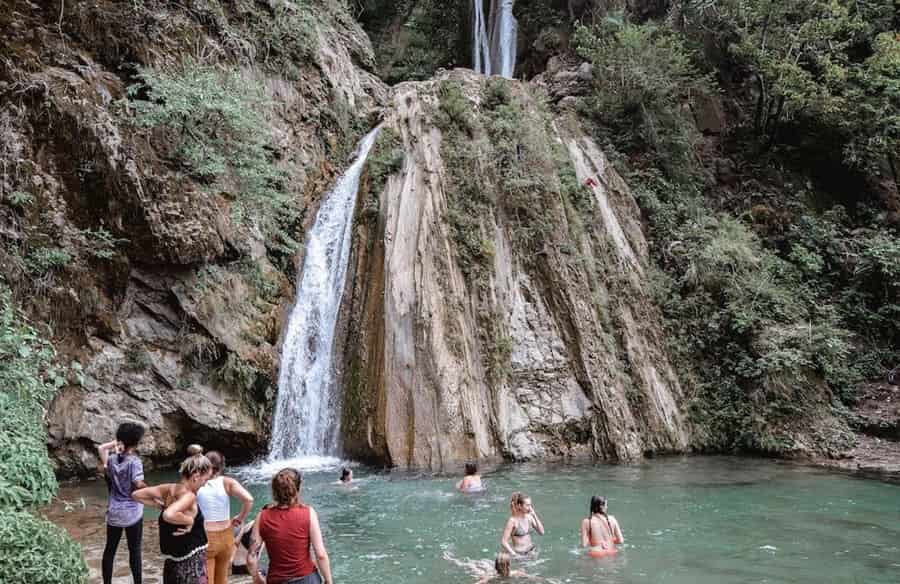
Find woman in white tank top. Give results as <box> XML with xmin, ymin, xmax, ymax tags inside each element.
<box><xmin>195</xmin><ymin>450</ymin><xmax>254</xmax><ymax>584</ymax></box>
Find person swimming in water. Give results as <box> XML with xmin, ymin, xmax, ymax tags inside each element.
<box><xmin>501</xmin><ymin>492</ymin><xmax>544</xmax><ymax>556</ymax></box>
<box><xmin>456</xmin><ymin>461</ymin><xmax>484</xmax><ymax>492</ymax></box>
<box><xmin>443</xmin><ymin>551</ymin><xmax>529</xmax><ymax>583</ymax></box>
<box><xmin>580</xmin><ymin>495</ymin><xmax>623</xmax><ymax>558</ymax></box>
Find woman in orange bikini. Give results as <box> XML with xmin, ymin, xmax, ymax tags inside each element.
<box><xmin>580</xmin><ymin>496</ymin><xmax>623</xmax><ymax>558</ymax></box>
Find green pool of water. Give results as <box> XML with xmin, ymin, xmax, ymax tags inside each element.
<box><xmin>68</xmin><ymin>456</ymin><xmax>900</xmax><ymax>583</ymax></box>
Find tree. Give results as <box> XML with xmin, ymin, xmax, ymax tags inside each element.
<box><xmin>843</xmin><ymin>32</ymin><xmax>900</xmax><ymax>195</ymax></box>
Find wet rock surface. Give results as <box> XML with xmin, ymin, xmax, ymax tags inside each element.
<box><xmin>340</xmin><ymin>71</ymin><xmax>689</xmax><ymax>468</ymax></box>
<box><xmin>0</xmin><ymin>0</ymin><xmax>384</xmax><ymax>475</ymax></box>
<box><xmin>815</xmin><ymin>383</ymin><xmax>900</xmax><ymax>477</ymax></box>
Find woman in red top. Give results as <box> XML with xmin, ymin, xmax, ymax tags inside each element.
<box><xmin>248</xmin><ymin>468</ymin><xmax>333</xmax><ymax>584</ymax></box>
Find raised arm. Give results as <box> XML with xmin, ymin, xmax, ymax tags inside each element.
<box><xmin>580</xmin><ymin>518</ymin><xmax>591</xmax><ymax>547</ymax></box>
<box><xmin>162</xmin><ymin>491</ymin><xmax>197</xmax><ymax>527</ymax></box>
<box><xmin>132</xmin><ymin>484</ymin><xmax>169</xmax><ymax>509</ymax></box>
<box><xmin>97</xmin><ymin>440</ymin><xmax>119</xmax><ymax>467</ymax></box>
<box><xmin>530</xmin><ymin>509</ymin><xmax>545</xmax><ymax>536</ymax></box>
<box><xmin>610</xmin><ymin>516</ymin><xmax>624</xmax><ymax>544</ymax></box>
<box><xmin>309</xmin><ymin>507</ymin><xmax>334</xmax><ymax>584</ymax></box>
<box><xmin>500</xmin><ymin>517</ymin><xmax>516</xmax><ymax>555</ymax></box>
<box><xmin>224</xmin><ymin>477</ymin><xmax>254</xmax><ymax>526</ymax></box>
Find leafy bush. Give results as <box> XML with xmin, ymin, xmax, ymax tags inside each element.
<box><xmin>229</xmin><ymin>0</ymin><xmax>318</xmax><ymax>79</ymax></box>
<box><xmin>0</xmin><ymin>396</ymin><xmax>58</xmax><ymax>509</ymax></box>
<box><xmin>25</xmin><ymin>247</ymin><xmax>72</xmax><ymax>275</ymax></box>
<box><xmin>0</xmin><ymin>286</ymin><xmax>65</xmax><ymax>410</ymax></box>
<box><xmin>0</xmin><ymin>509</ymin><xmax>87</xmax><ymax>584</ymax></box>
<box><xmin>129</xmin><ymin>62</ymin><xmax>291</xmax><ymax>244</ymax></box>
<box><xmin>79</xmin><ymin>228</ymin><xmax>127</xmax><ymax>260</ymax></box>
<box><xmin>0</xmin><ymin>285</ymin><xmax>64</xmax><ymax>508</ymax></box>
<box><xmin>0</xmin><ymin>284</ymin><xmax>85</xmax><ymax>583</ymax></box>
<box><xmin>574</xmin><ymin>17</ymin><xmax>715</xmax><ymax>179</ymax></box>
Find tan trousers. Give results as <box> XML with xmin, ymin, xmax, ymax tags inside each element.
<box><xmin>205</xmin><ymin>528</ymin><xmax>234</xmax><ymax>584</ymax></box>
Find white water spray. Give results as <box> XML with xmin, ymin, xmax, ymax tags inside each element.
<box><xmin>472</xmin><ymin>0</ymin><xmax>517</xmax><ymax>78</ymax></box>
<box><xmin>268</xmin><ymin>127</ymin><xmax>382</xmax><ymax>462</ymax></box>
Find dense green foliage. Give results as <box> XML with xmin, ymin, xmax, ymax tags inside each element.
<box><xmin>0</xmin><ymin>285</ymin><xmax>87</xmax><ymax>582</ymax></box>
<box><xmin>686</xmin><ymin>0</ymin><xmax>899</xmax><ymax>184</ymax></box>
<box><xmin>574</xmin><ymin>17</ymin><xmax>714</xmax><ymax>180</ymax></box>
<box><xmin>356</xmin><ymin>0</ymin><xmax>469</xmax><ymax>83</ymax></box>
<box><xmin>128</xmin><ymin>62</ymin><xmax>298</xmax><ymax>260</ymax></box>
<box><xmin>0</xmin><ymin>285</ymin><xmax>64</xmax><ymax>508</ymax></box>
<box><xmin>0</xmin><ymin>509</ymin><xmax>88</xmax><ymax>584</ymax></box>
<box><xmin>574</xmin><ymin>4</ymin><xmax>900</xmax><ymax>453</ymax></box>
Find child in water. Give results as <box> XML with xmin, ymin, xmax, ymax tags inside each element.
<box><xmin>443</xmin><ymin>551</ymin><xmax>531</xmax><ymax>583</ymax></box>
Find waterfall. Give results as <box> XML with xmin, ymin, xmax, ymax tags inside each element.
<box><xmin>472</xmin><ymin>0</ymin><xmax>517</xmax><ymax>78</ymax></box>
<box><xmin>490</xmin><ymin>0</ymin><xmax>517</xmax><ymax>79</ymax></box>
<box><xmin>472</xmin><ymin>0</ymin><xmax>491</xmax><ymax>75</ymax></box>
<box><xmin>268</xmin><ymin>127</ymin><xmax>382</xmax><ymax>462</ymax></box>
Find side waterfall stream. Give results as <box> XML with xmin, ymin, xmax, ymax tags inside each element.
<box><xmin>268</xmin><ymin>127</ymin><xmax>382</xmax><ymax>463</ymax></box>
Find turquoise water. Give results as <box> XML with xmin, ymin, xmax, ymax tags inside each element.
<box><xmin>58</xmin><ymin>457</ymin><xmax>900</xmax><ymax>583</ymax></box>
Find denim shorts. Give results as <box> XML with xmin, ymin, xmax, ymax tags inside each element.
<box><xmin>284</xmin><ymin>572</ymin><xmax>322</xmax><ymax>584</ymax></box>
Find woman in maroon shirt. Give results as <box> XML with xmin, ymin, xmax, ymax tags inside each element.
<box><xmin>248</xmin><ymin>468</ymin><xmax>333</xmax><ymax>584</ymax></box>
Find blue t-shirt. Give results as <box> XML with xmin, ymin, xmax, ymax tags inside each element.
<box><xmin>106</xmin><ymin>454</ymin><xmax>144</xmax><ymax>527</ymax></box>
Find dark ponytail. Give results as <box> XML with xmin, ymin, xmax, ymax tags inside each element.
<box><xmin>589</xmin><ymin>496</ymin><xmax>609</xmax><ymax>539</ymax></box>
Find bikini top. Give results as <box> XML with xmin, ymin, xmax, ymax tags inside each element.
<box><xmin>512</xmin><ymin>518</ymin><xmax>530</xmax><ymax>537</ymax></box>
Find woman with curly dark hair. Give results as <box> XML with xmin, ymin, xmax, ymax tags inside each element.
<box><xmin>247</xmin><ymin>468</ymin><xmax>333</xmax><ymax>584</ymax></box>
<box><xmin>98</xmin><ymin>422</ymin><xmax>147</xmax><ymax>584</ymax></box>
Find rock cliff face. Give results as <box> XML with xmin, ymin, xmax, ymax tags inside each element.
<box><xmin>340</xmin><ymin>71</ymin><xmax>689</xmax><ymax>467</ymax></box>
<box><xmin>0</xmin><ymin>0</ymin><xmax>383</xmax><ymax>475</ymax></box>
<box><xmin>6</xmin><ymin>1</ymin><xmax>693</xmax><ymax>474</ymax></box>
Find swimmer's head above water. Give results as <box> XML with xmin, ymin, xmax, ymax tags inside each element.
<box><xmin>590</xmin><ymin>495</ymin><xmax>608</xmax><ymax>515</ymax></box>
<box><xmin>494</xmin><ymin>551</ymin><xmax>512</xmax><ymax>577</ymax></box>
<box><xmin>465</xmin><ymin>461</ymin><xmax>478</xmax><ymax>476</ymax></box>
<box><xmin>340</xmin><ymin>467</ymin><xmax>352</xmax><ymax>483</ymax></box>
<box><xmin>510</xmin><ymin>492</ymin><xmax>532</xmax><ymax>515</ymax></box>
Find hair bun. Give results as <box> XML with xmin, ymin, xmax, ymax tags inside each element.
<box><xmin>186</xmin><ymin>444</ymin><xmax>204</xmax><ymax>456</ymax></box>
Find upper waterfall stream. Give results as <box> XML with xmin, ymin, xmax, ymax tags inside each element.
<box><xmin>472</xmin><ymin>0</ymin><xmax>517</xmax><ymax>78</ymax></box>
<box><xmin>268</xmin><ymin>127</ymin><xmax>382</xmax><ymax>463</ymax></box>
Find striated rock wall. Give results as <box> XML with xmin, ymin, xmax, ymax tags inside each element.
<box><xmin>341</xmin><ymin>70</ymin><xmax>689</xmax><ymax>468</ymax></box>
<box><xmin>0</xmin><ymin>0</ymin><xmax>384</xmax><ymax>475</ymax></box>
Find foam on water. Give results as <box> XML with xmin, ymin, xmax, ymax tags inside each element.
<box><xmin>237</xmin><ymin>454</ymin><xmax>352</xmax><ymax>483</ymax></box>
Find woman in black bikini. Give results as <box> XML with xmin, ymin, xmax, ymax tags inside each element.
<box><xmin>500</xmin><ymin>492</ymin><xmax>544</xmax><ymax>556</ymax></box>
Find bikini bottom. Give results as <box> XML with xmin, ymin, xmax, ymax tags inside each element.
<box><xmin>587</xmin><ymin>547</ymin><xmax>618</xmax><ymax>558</ymax></box>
